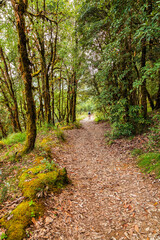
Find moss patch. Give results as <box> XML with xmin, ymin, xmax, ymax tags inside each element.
<box><xmin>0</xmin><ymin>201</ymin><xmax>44</xmax><ymax>240</ymax></box>
<box><xmin>19</xmin><ymin>160</ymin><xmax>68</xmax><ymax>199</ymax></box>
<box><xmin>0</xmin><ymin>156</ymin><xmax>69</xmax><ymax>239</ymax></box>
<box><xmin>138</xmin><ymin>152</ymin><xmax>160</xmax><ymax>178</ymax></box>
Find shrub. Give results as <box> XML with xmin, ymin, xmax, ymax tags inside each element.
<box><xmin>111</xmin><ymin>122</ymin><xmax>134</xmax><ymax>139</ymax></box>
<box><xmin>147</xmin><ymin>112</ymin><xmax>160</xmax><ymax>149</ymax></box>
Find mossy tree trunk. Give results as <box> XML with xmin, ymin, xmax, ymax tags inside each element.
<box><xmin>0</xmin><ymin>119</ymin><xmax>7</xmax><ymax>138</ymax></box>
<box><xmin>155</xmin><ymin>72</ymin><xmax>160</xmax><ymax>110</ymax></box>
<box><xmin>11</xmin><ymin>0</ymin><xmax>36</xmax><ymax>154</ymax></box>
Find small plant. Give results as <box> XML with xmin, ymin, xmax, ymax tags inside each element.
<box><xmin>29</xmin><ymin>200</ymin><xmax>35</xmax><ymax>207</ymax></box>
<box><xmin>1</xmin><ymin>233</ymin><xmax>7</xmax><ymax>240</ymax></box>
<box><xmin>31</xmin><ymin>211</ymin><xmax>35</xmax><ymax>218</ymax></box>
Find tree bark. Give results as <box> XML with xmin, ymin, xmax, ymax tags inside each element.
<box><xmin>0</xmin><ymin>47</ymin><xmax>22</xmax><ymax>132</ymax></box>
<box><xmin>0</xmin><ymin>119</ymin><xmax>7</xmax><ymax>138</ymax></box>
<box><xmin>141</xmin><ymin>37</ymin><xmax>147</xmax><ymax>118</ymax></box>
<box><xmin>11</xmin><ymin>0</ymin><xmax>36</xmax><ymax>154</ymax></box>
<box><xmin>155</xmin><ymin>72</ymin><xmax>160</xmax><ymax>109</ymax></box>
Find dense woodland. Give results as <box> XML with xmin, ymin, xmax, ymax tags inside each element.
<box><xmin>0</xmin><ymin>0</ymin><xmax>160</xmax><ymax>153</ymax></box>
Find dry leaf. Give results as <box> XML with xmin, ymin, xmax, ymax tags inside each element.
<box><xmin>135</xmin><ymin>225</ymin><xmax>139</xmax><ymax>233</ymax></box>
<box><xmin>31</xmin><ymin>217</ymin><xmax>37</xmax><ymax>225</ymax></box>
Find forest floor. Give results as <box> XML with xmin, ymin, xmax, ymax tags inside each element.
<box><xmin>26</xmin><ymin>117</ymin><xmax>160</xmax><ymax>240</ymax></box>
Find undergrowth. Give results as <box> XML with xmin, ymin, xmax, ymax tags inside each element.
<box><xmin>2</xmin><ymin>132</ymin><xmax>26</xmax><ymax>145</ymax></box>
<box><xmin>132</xmin><ymin>111</ymin><xmax>160</xmax><ymax>179</ymax></box>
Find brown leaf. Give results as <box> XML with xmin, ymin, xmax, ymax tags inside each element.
<box><xmin>135</xmin><ymin>225</ymin><xmax>139</xmax><ymax>233</ymax></box>
<box><xmin>31</xmin><ymin>217</ymin><xmax>37</xmax><ymax>225</ymax></box>
<box><xmin>128</xmin><ymin>205</ymin><xmax>132</xmax><ymax>210</ymax></box>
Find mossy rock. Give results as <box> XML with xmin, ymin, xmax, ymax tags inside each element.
<box><xmin>0</xmin><ymin>201</ymin><xmax>44</xmax><ymax>240</ymax></box>
<box><xmin>19</xmin><ymin>162</ymin><xmax>68</xmax><ymax>199</ymax></box>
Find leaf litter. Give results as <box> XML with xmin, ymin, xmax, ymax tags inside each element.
<box><xmin>3</xmin><ymin>119</ymin><xmax>160</xmax><ymax>239</ymax></box>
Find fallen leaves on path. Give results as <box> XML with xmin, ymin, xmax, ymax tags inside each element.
<box><xmin>25</xmin><ymin>120</ymin><xmax>160</xmax><ymax>240</ymax></box>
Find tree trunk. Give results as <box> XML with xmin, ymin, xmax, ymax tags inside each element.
<box><xmin>146</xmin><ymin>89</ymin><xmax>155</xmax><ymax>110</ymax></box>
<box><xmin>0</xmin><ymin>47</ymin><xmax>22</xmax><ymax>132</ymax></box>
<box><xmin>0</xmin><ymin>119</ymin><xmax>7</xmax><ymax>138</ymax></box>
<box><xmin>155</xmin><ymin>72</ymin><xmax>160</xmax><ymax>109</ymax></box>
<box><xmin>11</xmin><ymin>0</ymin><xmax>36</xmax><ymax>154</ymax></box>
<box><xmin>141</xmin><ymin>37</ymin><xmax>147</xmax><ymax>118</ymax></box>
<box><xmin>72</xmin><ymin>71</ymin><xmax>77</xmax><ymax>122</ymax></box>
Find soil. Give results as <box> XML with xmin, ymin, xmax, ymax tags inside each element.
<box><xmin>27</xmin><ymin>118</ymin><xmax>160</xmax><ymax>240</ymax></box>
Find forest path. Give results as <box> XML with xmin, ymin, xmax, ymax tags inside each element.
<box><xmin>30</xmin><ymin>119</ymin><xmax>160</xmax><ymax>240</ymax></box>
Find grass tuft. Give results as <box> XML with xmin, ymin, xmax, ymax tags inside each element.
<box><xmin>3</xmin><ymin>132</ymin><xmax>26</xmax><ymax>145</ymax></box>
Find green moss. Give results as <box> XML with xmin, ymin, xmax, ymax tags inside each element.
<box><xmin>19</xmin><ymin>162</ymin><xmax>68</xmax><ymax>199</ymax></box>
<box><xmin>0</xmin><ymin>156</ymin><xmax>69</xmax><ymax>240</ymax></box>
<box><xmin>0</xmin><ymin>201</ymin><xmax>43</xmax><ymax>240</ymax></box>
<box><xmin>138</xmin><ymin>152</ymin><xmax>160</xmax><ymax>178</ymax></box>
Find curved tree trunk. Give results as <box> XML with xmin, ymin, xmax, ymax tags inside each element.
<box><xmin>11</xmin><ymin>0</ymin><xmax>36</xmax><ymax>154</ymax></box>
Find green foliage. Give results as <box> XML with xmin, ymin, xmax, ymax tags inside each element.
<box><xmin>111</xmin><ymin>122</ymin><xmax>134</xmax><ymax>139</ymax></box>
<box><xmin>147</xmin><ymin>112</ymin><xmax>160</xmax><ymax>149</ymax></box>
<box><xmin>1</xmin><ymin>233</ymin><xmax>7</xmax><ymax>240</ymax></box>
<box><xmin>3</xmin><ymin>132</ymin><xmax>26</xmax><ymax>145</ymax></box>
<box><xmin>94</xmin><ymin>112</ymin><xmax>109</xmax><ymax>123</ymax></box>
<box><xmin>138</xmin><ymin>152</ymin><xmax>160</xmax><ymax>178</ymax></box>
<box><xmin>38</xmin><ymin>123</ymin><xmax>57</xmax><ymax>134</ymax></box>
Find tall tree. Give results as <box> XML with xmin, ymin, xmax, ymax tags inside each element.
<box><xmin>11</xmin><ymin>0</ymin><xmax>36</xmax><ymax>154</ymax></box>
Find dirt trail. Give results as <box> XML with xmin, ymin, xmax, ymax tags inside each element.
<box><xmin>29</xmin><ymin>119</ymin><xmax>160</xmax><ymax>240</ymax></box>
